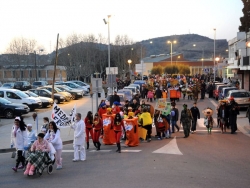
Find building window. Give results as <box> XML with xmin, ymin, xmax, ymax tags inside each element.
<box><xmin>228</xmin><ymin>69</ymin><xmax>233</xmax><ymax>74</ymax></box>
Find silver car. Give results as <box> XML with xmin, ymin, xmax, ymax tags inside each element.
<box><xmin>225</xmin><ymin>90</ymin><xmax>250</xmax><ymax>108</ymax></box>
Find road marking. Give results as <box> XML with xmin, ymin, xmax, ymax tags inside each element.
<box><xmin>89</xmin><ymin>150</ymin><xmax>112</xmax><ymax>152</ymax></box>
<box><xmin>121</xmin><ymin>150</ymin><xmax>141</xmax><ymax>152</ymax></box>
<box><xmin>62</xmin><ymin>150</ymin><xmax>74</xmax><ymax>152</ymax></box>
<box><xmin>152</xmin><ymin>136</ymin><xmax>183</xmax><ymax>155</ymax></box>
<box><xmin>197</xmin><ymin>118</ymin><xmax>218</xmax><ymax>127</ymax></box>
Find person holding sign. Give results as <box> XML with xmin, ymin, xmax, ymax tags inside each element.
<box><xmin>71</xmin><ymin>113</ymin><xmax>86</xmax><ymax>162</ymax></box>
<box><xmin>113</xmin><ymin>113</ymin><xmax>125</xmax><ymax>153</ymax></box>
<box><xmin>84</xmin><ymin>111</ymin><xmax>94</xmax><ymax>149</ymax></box>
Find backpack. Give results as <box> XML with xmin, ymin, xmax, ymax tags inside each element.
<box><xmin>171</xmin><ymin>110</ymin><xmax>175</xmax><ymax>117</ymax></box>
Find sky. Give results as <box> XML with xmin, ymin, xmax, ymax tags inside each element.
<box><xmin>0</xmin><ymin>0</ymin><xmax>244</xmax><ymax>54</ymax></box>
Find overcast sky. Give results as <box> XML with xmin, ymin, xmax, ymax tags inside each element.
<box><xmin>0</xmin><ymin>0</ymin><xmax>243</xmax><ymax>54</ymax></box>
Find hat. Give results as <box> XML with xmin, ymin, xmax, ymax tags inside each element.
<box><xmin>229</xmin><ymin>96</ymin><xmax>234</xmax><ymax>101</ymax></box>
<box><xmin>113</xmin><ymin>101</ymin><xmax>121</xmax><ymax>106</ymax></box>
<box><xmin>14</xmin><ymin>117</ymin><xmax>21</xmax><ymax>121</ymax></box>
<box><xmin>37</xmin><ymin>133</ymin><xmax>45</xmax><ymax>138</ymax></box>
<box><xmin>100</xmin><ymin>103</ymin><xmax>106</xmax><ymax>107</ymax></box>
<box><xmin>27</xmin><ymin>124</ymin><xmax>32</xmax><ymax>127</ymax></box>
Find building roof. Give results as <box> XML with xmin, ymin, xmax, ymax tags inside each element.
<box><xmin>153</xmin><ymin>61</ymin><xmax>215</xmax><ymax>67</ymax></box>
<box><xmin>142</xmin><ymin>52</ymin><xmax>182</xmax><ymax>63</ymax></box>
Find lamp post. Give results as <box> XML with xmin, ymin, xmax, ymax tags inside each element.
<box><xmin>193</xmin><ymin>44</ymin><xmax>204</xmax><ymax>73</ymax></box>
<box><xmin>167</xmin><ymin>40</ymin><xmax>177</xmax><ymax>65</ymax></box>
<box><xmin>201</xmin><ymin>58</ymin><xmax>204</xmax><ymax>74</ymax></box>
<box><xmin>214</xmin><ymin>28</ymin><xmax>216</xmax><ymax>81</ymax></box>
<box><xmin>128</xmin><ymin>59</ymin><xmax>132</xmax><ymax>80</ymax></box>
<box><xmin>34</xmin><ymin>51</ymin><xmax>37</xmax><ymax>81</ymax></box>
<box><xmin>103</xmin><ymin>15</ymin><xmax>111</xmax><ymax>75</ymax></box>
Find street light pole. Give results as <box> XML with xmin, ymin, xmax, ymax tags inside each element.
<box><xmin>34</xmin><ymin>51</ymin><xmax>37</xmax><ymax>81</ymax></box>
<box><xmin>214</xmin><ymin>28</ymin><xmax>216</xmax><ymax>81</ymax></box>
<box><xmin>128</xmin><ymin>59</ymin><xmax>132</xmax><ymax>80</ymax></box>
<box><xmin>167</xmin><ymin>40</ymin><xmax>176</xmax><ymax>65</ymax></box>
<box><xmin>103</xmin><ymin>15</ymin><xmax>111</xmax><ymax>74</ymax></box>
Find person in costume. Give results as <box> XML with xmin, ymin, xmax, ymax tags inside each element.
<box><xmin>84</xmin><ymin>111</ymin><xmax>94</xmax><ymax>149</ymax></box>
<box><xmin>24</xmin><ymin>133</ymin><xmax>50</xmax><ymax>175</ymax></box>
<box><xmin>10</xmin><ymin>117</ymin><xmax>28</xmax><ymax>172</ymax></box>
<box><xmin>139</xmin><ymin>108</ymin><xmax>153</xmax><ymax>142</ymax></box>
<box><xmin>93</xmin><ymin>113</ymin><xmax>103</xmax><ymax>150</ymax></box>
<box><xmin>113</xmin><ymin>113</ymin><xmax>125</xmax><ymax>153</ymax></box>
<box><xmin>44</xmin><ymin>121</ymin><xmax>63</xmax><ymax>170</ymax></box>
<box><xmin>203</xmin><ymin>107</ymin><xmax>214</xmax><ymax>134</ymax></box>
<box><xmin>112</xmin><ymin>101</ymin><xmax>121</xmax><ymax>114</ymax></box>
<box><xmin>71</xmin><ymin>113</ymin><xmax>86</xmax><ymax>161</ymax></box>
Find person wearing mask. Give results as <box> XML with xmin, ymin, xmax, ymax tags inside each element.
<box><xmin>10</xmin><ymin>117</ymin><xmax>28</xmax><ymax>172</ymax></box>
<box><xmin>113</xmin><ymin>113</ymin><xmax>125</xmax><ymax>153</ymax></box>
<box><xmin>41</xmin><ymin>117</ymin><xmax>50</xmax><ymax>133</ymax></box>
<box><xmin>93</xmin><ymin>113</ymin><xmax>103</xmax><ymax>150</ymax></box>
<box><xmin>44</xmin><ymin>121</ymin><xmax>63</xmax><ymax>170</ymax></box>
<box><xmin>70</xmin><ymin>113</ymin><xmax>86</xmax><ymax>161</ymax></box>
<box><xmin>85</xmin><ymin>111</ymin><xmax>94</xmax><ymax>149</ymax></box>
<box><xmin>228</xmin><ymin>97</ymin><xmax>239</xmax><ymax>134</ymax></box>
<box><xmin>190</xmin><ymin>102</ymin><xmax>200</xmax><ymax>133</ymax></box>
<box><xmin>139</xmin><ymin>108</ymin><xmax>153</xmax><ymax>142</ymax></box>
<box><xmin>180</xmin><ymin>104</ymin><xmax>193</xmax><ymax>138</ymax></box>
<box><xmin>27</xmin><ymin>124</ymin><xmax>37</xmax><ymax>148</ymax></box>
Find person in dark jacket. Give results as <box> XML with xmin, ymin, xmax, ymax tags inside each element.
<box><xmin>113</xmin><ymin>91</ymin><xmax>120</xmax><ymax>103</ymax></box>
<box><xmin>130</xmin><ymin>99</ymin><xmax>140</xmax><ymax>112</ymax></box>
<box><xmin>207</xmin><ymin>82</ymin><xmax>213</xmax><ymax>98</ymax></box>
<box><xmin>155</xmin><ymin>87</ymin><xmax>162</xmax><ymax>101</ymax></box>
<box><xmin>200</xmin><ymin>80</ymin><xmax>206</xmax><ymax>99</ymax></box>
<box><xmin>217</xmin><ymin>101</ymin><xmax>229</xmax><ymax>133</ymax></box>
<box><xmin>228</xmin><ymin>97</ymin><xmax>239</xmax><ymax>134</ymax></box>
<box><xmin>190</xmin><ymin>102</ymin><xmax>200</xmax><ymax>133</ymax></box>
<box><xmin>170</xmin><ymin>104</ymin><xmax>180</xmax><ymax>133</ymax></box>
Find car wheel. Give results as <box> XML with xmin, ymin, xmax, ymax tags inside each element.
<box><xmin>71</xmin><ymin>94</ymin><xmax>76</xmax><ymax>100</ymax></box>
<box><xmin>54</xmin><ymin>99</ymin><xmax>59</xmax><ymax>104</ymax></box>
<box><xmin>4</xmin><ymin>109</ymin><xmax>14</xmax><ymax>119</ymax></box>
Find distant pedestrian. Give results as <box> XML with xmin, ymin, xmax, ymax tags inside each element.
<box><xmin>203</xmin><ymin>108</ymin><xmax>214</xmax><ymax>134</ymax></box>
<box><xmin>170</xmin><ymin>104</ymin><xmax>180</xmax><ymax>133</ymax></box>
<box><xmin>113</xmin><ymin>113</ymin><xmax>125</xmax><ymax>153</ymax></box>
<box><xmin>93</xmin><ymin>113</ymin><xmax>102</xmax><ymax>150</ymax></box>
<box><xmin>85</xmin><ymin>111</ymin><xmax>94</xmax><ymax>149</ymax></box>
<box><xmin>228</xmin><ymin>97</ymin><xmax>239</xmax><ymax>134</ymax></box>
<box><xmin>71</xmin><ymin>113</ymin><xmax>86</xmax><ymax>162</ymax></box>
<box><xmin>180</xmin><ymin>104</ymin><xmax>193</xmax><ymax>138</ymax></box>
<box><xmin>190</xmin><ymin>102</ymin><xmax>200</xmax><ymax>133</ymax></box>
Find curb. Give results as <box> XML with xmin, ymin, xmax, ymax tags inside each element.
<box><xmin>0</xmin><ymin>140</ymin><xmax>74</xmax><ymax>154</ymax></box>
<box><xmin>243</xmin><ymin>126</ymin><xmax>250</xmax><ymax>134</ymax></box>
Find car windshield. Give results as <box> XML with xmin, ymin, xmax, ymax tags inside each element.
<box><xmin>2</xmin><ymin>83</ymin><xmax>11</xmax><ymax>87</ymax></box>
<box><xmin>0</xmin><ymin>98</ymin><xmax>11</xmax><ymax>104</ymax></box>
<box><xmin>15</xmin><ymin>82</ymin><xmax>23</xmax><ymax>86</ymax></box>
<box><xmin>33</xmin><ymin>82</ymin><xmax>41</xmax><ymax>85</ymax></box>
<box><xmin>27</xmin><ymin>91</ymin><xmax>38</xmax><ymax>97</ymax></box>
<box><xmin>54</xmin><ymin>87</ymin><xmax>62</xmax><ymax>92</ymax></box>
<box><xmin>74</xmin><ymin>82</ymin><xmax>83</xmax><ymax>86</ymax></box>
<box><xmin>15</xmin><ymin>91</ymin><xmax>29</xmax><ymax>98</ymax></box>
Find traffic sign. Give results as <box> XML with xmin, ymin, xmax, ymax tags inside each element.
<box><xmin>106</xmin><ymin>67</ymin><xmax>118</xmax><ymax>75</ymax></box>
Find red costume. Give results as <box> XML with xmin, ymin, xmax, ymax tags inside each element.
<box><xmin>84</xmin><ymin>117</ymin><xmax>94</xmax><ymax>148</ymax></box>
<box><xmin>98</xmin><ymin>108</ymin><xmax>107</xmax><ymax>118</ymax></box>
<box><xmin>112</xmin><ymin>106</ymin><xmax>120</xmax><ymax>114</ymax></box>
<box><xmin>93</xmin><ymin>116</ymin><xmax>103</xmax><ymax>150</ymax></box>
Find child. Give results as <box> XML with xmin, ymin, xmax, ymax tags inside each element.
<box><xmin>203</xmin><ymin>108</ymin><xmax>214</xmax><ymax>134</ymax></box>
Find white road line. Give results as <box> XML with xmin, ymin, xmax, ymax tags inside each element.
<box><xmin>62</xmin><ymin>150</ymin><xmax>75</xmax><ymax>152</ymax></box>
<box><xmin>152</xmin><ymin>136</ymin><xmax>183</xmax><ymax>155</ymax></box>
<box><xmin>89</xmin><ymin>150</ymin><xmax>112</xmax><ymax>152</ymax></box>
<box><xmin>121</xmin><ymin>150</ymin><xmax>141</xmax><ymax>152</ymax></box>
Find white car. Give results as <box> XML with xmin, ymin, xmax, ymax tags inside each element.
<box><xmin>24</xmin><ymin>91</ymin><xmax>53</xmax><ymax>108</ymax></box>
<box><xmin>0</xmin><ymin>88</ymin><xmax>42</xmax><ymax>111</ymax></box>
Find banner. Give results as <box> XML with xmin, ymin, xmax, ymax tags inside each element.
<box><xmin>69</xmin><ymin>104</ymin><xmax>76</xmax><ymax>124</ymax></box>
<box><xmin>51</xmin><ymin>103</ymin><xmax>71</xmax><ymax>127</ymax></box>
<box><xmin>155</xmin><ymin>99</ymin><xmax>171</xmax><ymax>115</ymax></box>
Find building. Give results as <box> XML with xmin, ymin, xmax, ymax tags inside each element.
<box><xmin>227</xmin><ymin>32</ymin><xmax>250</xmax><ymax>90</ymax></box>
<box><xmin>0</xmin><ymin>65</ymin><xmax>67</xmax><ymax>84</ymax></box>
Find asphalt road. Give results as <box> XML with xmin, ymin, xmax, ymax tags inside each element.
<box><xmin>0</xmin><ymin>93</ymin><xmax>250</xmax><ymax>188</ymax></box>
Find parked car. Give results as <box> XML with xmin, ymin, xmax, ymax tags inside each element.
<box><xmin>64</xmin><ymin>81</ymin><xmax>89</xmax><ymax>93</ymax></box>
<box><xmin>29</xmin><ymin>88</ymin><xmax>65</xmax><ymax>104</ymax></box>
<box><xmin>24</xmin><ymin>90</ymin><xmax>53</xmax><ymax>108</ymax></box>
<box><xmin>0</xmin><ymin>88</ymin><xmax>42</xmax><ymax>111</ymax></box>
<box><xmin>105</xmin><ymin>93</ymin><xmax>125</xmax><ymax>107</ymax></box>
<box><xmin>213</xmin><ymin>84</ymin><xmax>231</xmax><ymax>100</ymax></box>
<box><xmin>70</xmin><ymin>80</ymin><xmax>90</xmax><ymax>92</ymax></box>
<box><xmin>117</xmin><ymin>89</ymin><xmax>133</xmax><ymax>101</ymax></box>
<box><xmin>129</xmin><ymin>84</ymin><xmax>140</xmax><ymax>91</ymax></box>
<box><xmin>219</xmin><ymin>87</ymin><xmax>238</xmax><ymax>100</ymax></box>
<box><xmin>56</xmin><ymin>82</ymin><xmax>88</xmax><ymax>95</ymax></box>
<box><xmin>1</xmin><ymin>83</ymin><xmax>14</xmax><ymax>89</ymax></box>
<box><xmin>14</xmin><ymin>81</ymin><xmax>32</xmax><ymax>91</ymax></box>
<box><xmin>133</xmin><ymin>80</ymin><xmax>146</xmax><ymax>87</ymax></box>
<box><xmin>40</xmin><ymin>86</ymin><xmax>72</xmax><ymax>102</ymax></box>
<box><xmin>55</xmin><ymin>85</ymin><xmax>84</xmax><ymax>100</ymax></box>
<box><xmin>0</xmin><ymin>97</ymin><xmax>30</xmax><ymax>118</ymax></box>
<box><xmin>32</xmin><ymin>81</ymin><xmax>48</xmax><ymax>89</ymax></box>
<box><xmin>225</xmin><ymin>90</ymin><xmax>250</xmax><ymax>108</ymax></box>
<box><xmin>124</xmin><ymin>86</ymin><xmax>139</xmax><ymax>96</ymax></box>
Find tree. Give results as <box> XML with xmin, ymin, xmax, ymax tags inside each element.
<box><xmin>151</xmin><ymin>66</ymin><xmax>163</xmax><ymax>75</ymax></box>
<box><xmin>239</xmin><ymin>0</ymin><xmax>250</xmax><ymax>32</ymax></box>
<box><xmin>163</xmin><ymin>65</ymin><xmax>178</xmax><ymax>74</ymax></box>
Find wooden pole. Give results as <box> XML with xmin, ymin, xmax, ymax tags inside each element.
<box><xmin>52</xmin><ymin>34</ymin><xmax>59</xmax><ymax>101</ymax></box>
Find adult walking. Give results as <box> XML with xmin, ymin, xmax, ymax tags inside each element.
<box><xmin>207</xmin><ymin>82</ymin><xmax>213</xmax><ymax>98</ymax></box>
<box><xmin>155</xmin><ymin>87</ymin><xmax>162</xmax><ymax>101</ymax></box>
<box><xmin>93</xmin><ymin>113</ymin><xmax>102</xmax><ymax>150</ymax></box>
<box><xmin>85</xmin><ymin>111</ymin><xmax>94</xmax><ymax>149</ymax></box>
<box><xmin>71</xmin><ymin>113</ymin><xmax>86</xmax><ymax>161</ymax></box>
<box><xmin>139</xmin><ymin>108</ymin><xmax>153</xmax><ymax>142</ymax></box>
<box><xmin>10</xmin><ymin>117</ymin><xmax>28</xmax><ymax>172</ymax></box>
<box><xmin>170</xmin><ymin>104</ymin><xmax>180</xmax><ymax>133</ymax></box>
<box><xmin>200</xmin><ymin>80</ymin><xmax>206</xmax><ymax>99</ymax></box>
<box><xmin>180</xmin><ymin>104</ymin><xmax>193</xmax><ymax>138</ymax></box>
<box><xmin>113</xmin><ymin>113</ymin><xmax>125</xmax><ymax>153</ymax></box>
<box><xmin>41</xmin><ymin>117</ymin><xmax>50</xmax><ymax>133</ymax></box>
<box><xmin>217</xmin><ymin>101</ymin><xmax>229</xmax><ymax>133</ymax></box>
<box><xmin>44</xmin><ymin>121</ymin><xmax>63</xmax><ymax>169</ymax></box>
<box><xmin>190</xmin><ymin>102</ymin><xmax>200</xmax><ymax>133</ymax></box>
<box><xmin>228</xmin><ymin>97</ymin><xmax>239</xmax><ymax>134</ymax></box>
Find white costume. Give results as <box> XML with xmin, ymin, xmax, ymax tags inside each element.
<box><xmin>71</xmin><ymin>119</ymin><xmax>86</xmax><ymax>161</ymax></box>
<box><xmin>11</xmin><ymin>125</ymin><xmax>28</xmax><ymax>150</ymax></box>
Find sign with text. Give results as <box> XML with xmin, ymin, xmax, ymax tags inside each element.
<box><xmin>106</xmin><ymin>67</ymin><xmax>118</xmax><ymax>75</ymax></box>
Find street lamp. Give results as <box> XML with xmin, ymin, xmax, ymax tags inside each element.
<box><xmin>214</xmin><ymin>28</ymin><xmax>216</xmax><ymax>81</ymax></box>
<box><xmin>201</xmin><ymin>58</ymin><xmax>204</xmax><ymax>74</ymax></box>
<box><xmin>167</xmin><ymin>40</ymin><xmax>177</xmax><ymax>65</ymax></box>
<box><xmin>193</xmin><ymin>44</ymin><xmax>204</xmax><ymax>73</ymax></box>
<box><xmin>128</xmin><ymin>59</ymin><xmax>132</xmax><ymax>80</ymax></box>
<box><xmin>34</xmin><ymin>51</ymin><xmax>37</xmax><ymax>81</ymax></box>
<box><xmin>103</xmin><ymin>15</ymin><xmax>111</xmax><ymax>75</ymax></box>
